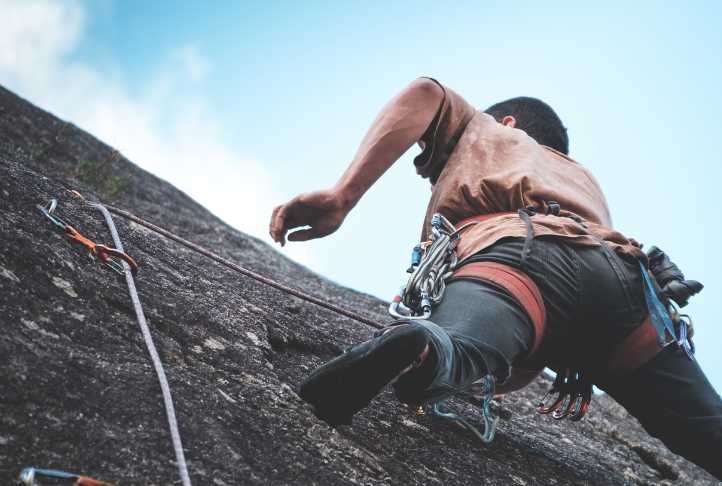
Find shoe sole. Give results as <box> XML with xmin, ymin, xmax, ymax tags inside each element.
<box><xmin>299</xmin><ymin>324</ymin><xmax>429</xmax><ymax>425</ymax></box>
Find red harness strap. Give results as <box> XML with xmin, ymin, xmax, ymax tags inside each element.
<box><xmin>449</xmin><ymin>213</ymin><xmax>668</xmax><ymax>377</ymax></box>
<box><xmin>605</xmin><ymin>315</ymin><xmax>670</xmax><ymax>375</ymax></box>
<box><xmin>449</xmin><ymin>261</ymin><xmax>546</xmax><ymax>357</ymax></box>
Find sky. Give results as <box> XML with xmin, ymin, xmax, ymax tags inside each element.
<box><xmin>1</xmin><ymin>0</ymin><xmax>721</xmax><ymax>390</ymax></box>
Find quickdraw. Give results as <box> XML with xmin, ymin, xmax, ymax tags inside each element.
<box><xmin>37</xmin><ymin>199</ymin><xmax>138</xmax><ymax>275</ymax></box>
<box><xmin>389</xmin><ymin>214</ymin><xmax>472</xmax><ymax>320</ymax></box>
<box><xmin>640</xmin><ymin>260</ymin><xmax>695</xmax><ymax>360</ymax></box>
<box><xmin>537</xmin><ymin>368</ymin><xmax>592</xmax><ymax>421</ymax></box>
<box><xmin>429</xmin><ymin>374</ymin><xmax>500</xmax><ymax>444</ymax></box>
<box><xmin>668</xmin><ymin>301</ymin><xmax>695</xmax><ymax>355</ymax></box>
<box><xmin>19</xmin><ymin>467</ymin><xmax>112</xmax><ymax>486</ymax></box>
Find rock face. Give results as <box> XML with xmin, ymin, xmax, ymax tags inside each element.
<box><xmin>0</xmin><ymin>85</ymin><xmax>717</xmax><ymax>486</ymax></box>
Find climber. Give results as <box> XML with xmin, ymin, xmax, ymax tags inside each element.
<box><xmin>269</xmin><ymin>77</ymin><xmax>722</xmax><ymax>478</ymax></box>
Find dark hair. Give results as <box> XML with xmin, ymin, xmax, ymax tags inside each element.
<box><xmin>485</xmin><ymin>97</ymin><xmax>569</xmax><ymax>154</ymax></box>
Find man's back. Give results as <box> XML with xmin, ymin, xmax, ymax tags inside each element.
<box><xmin>416</xmin><ymin>80</ymin><xmax>641</xmax><ymax>262</ymax></box>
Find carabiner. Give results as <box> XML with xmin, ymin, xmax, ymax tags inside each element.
<box><xmin>569</xmin><ymin>386</ymin><xmax>592</xmax><ymax>422</ymax></box>
<box><xmin>552</xmin><ymin>391</ymin><xmax>573</xmax><ymax>420</ymax></box>
<box><xmin>20</xmin><ymin>467</ymin><xmax>75</xmax><ymax>485</ymax></box>
<box><xmin>95</xmin><ymin>244</ymin><xmax>139</xmax><ymax>275</ymax></box>
<box><xmin>537</xmin><ymin>369</ymin><xmax>568</xmax><ymax>414</ymax></box>
<box><xmin>552</xmin><ymin>370</ymin><xmax>583</xmax><ymax>420</ymax></box>
<box><xmin>538</xmin><ymin>369</ymin><xmax>593</xmax><ymax>421</ymax></box>
<box><xmin>19</xmin><ymin>467</ymin><xmax>113</xmax><ymax>486</ymax></box>
<box><xmin>429</xmin><ymin>375</ymin><xmax>499</xmax><ymax>445</ymax></box>
<box><xmin>37</xmin><ymin>199</ymin><xmax>71</xmax><ymax>231</ymax></box>
<box><xmin>668</xmin><ymin>301</ymin><xmax>695</xmax><ymax>359</ymax></box>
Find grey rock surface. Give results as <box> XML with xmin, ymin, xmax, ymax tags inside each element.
<box><xmin>0</xmin><ymin>84</ymin><xmax>717</xmax><ymax>485</ymax></box>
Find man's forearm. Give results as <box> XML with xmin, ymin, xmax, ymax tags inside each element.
<box><xmin>332</xmin><ymin>78</ymin><xmax>444</xmax><ymax>209</ymax></box>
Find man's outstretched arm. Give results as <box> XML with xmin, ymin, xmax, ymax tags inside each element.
<box><xmin>269</xmin><ymin>77</ymin><xmax>443</xmax><ymax>246</ymax></box>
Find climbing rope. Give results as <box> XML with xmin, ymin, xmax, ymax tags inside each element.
<box><xmin>101</xmin><ymin>203</ymin><xmax>508</xmax><ymax>443</ymax></box>
<box><xmin>91</xmin><ymin>202</ymin><xmax>192</xmax><ymax>486</ymax></box>
<box><xmin>43</xmin><ymin>194</ymin><xmax>507</xmax><ymax>455</ymax></box>
<box><xmin>102</xmin><ymin>203</ymin><xmax>384</xmax><ymax>330</ymax></box>
<box><xmin>37</xmin><ymin>198</ymin><xmax>190</xmax><ymax>484</ymax></box>
<box><xmin>37</xmin><ymin>192</ymin><xmax>389</xmax><ymax>481</ymax></box>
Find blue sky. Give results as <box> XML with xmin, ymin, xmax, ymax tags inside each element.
<box><xmin>2</xmin><ymin>1</ymin><xmax>721</xmax><ymax>390</ymax></box>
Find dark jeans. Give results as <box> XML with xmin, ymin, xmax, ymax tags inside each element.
<box><xmin>428</xmin><ymin>237</ymin><xmax>722</xmax><ymax>479</ymax></box>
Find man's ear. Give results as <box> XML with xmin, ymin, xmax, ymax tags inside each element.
<box><xmin>502</xmin><ymin>115</ymin><xmax>516</xmax><ymax>127</ymax></box>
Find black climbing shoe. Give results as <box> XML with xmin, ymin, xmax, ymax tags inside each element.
<box><xmin>392</xmin><ymin>344</ymin><xmax>439</xmax><ymax>405</ymax></box>
<box><xmin>299</xmin><ymin>322</ymin><xmax>431</xmax><ymax>425</ymax></box>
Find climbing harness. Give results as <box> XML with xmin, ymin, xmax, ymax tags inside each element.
<box><xmin>389</xmin><ymin>203</ymin><xmax>699</xmax><ymax>440</ymax></box>
<box><xmin>387</xmin><ymin>208</ymin><xmax>565</xmax><ymax>443</ymax></box>
<box><xmin>19</xmin><ymin>467</ymin><xmax>112</xmax><ymax>486</ymax></box>
<box><xmin>510</xmin><ymin>201</ymin><xmax>560</xmax><ymax>270</ymax></box>
<box><xmin>37</xmin><ymin>199</ymin><xmax>138</xmax><ymax>275</ymax></box>
<box><xmin>536</xmin><ymin>369</ymin><xmax>592</xmax><ymax>421</ymax></box>
<box><xmin>535</xmin><ymin>264</ymin><xmax>696</xmax><ymax>421</ymax></box>
<box><xmin>389</xmin><ymin>205</ymin><xmax>583</xmax><ymax>441</ymax></box>
<box><xmin>534</xmin><ymin>221</ymin><xmax>696</xmax><ymax>419</ymax></box>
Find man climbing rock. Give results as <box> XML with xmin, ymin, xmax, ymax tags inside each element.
<box><xmin>269</xmin><ymin>77</ymin><xmax>721</xmax><ymax>478</ymax></box>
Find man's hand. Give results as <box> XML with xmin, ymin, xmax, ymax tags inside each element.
<box><xmin>270</xmin><ymin>78</ymin><xmax>444</xmax><ymax>246</ymax></box>
<box><xmin>269</xmin><ymin>189</ymin><xmax>350</xmax><ymax>246</ymax></box>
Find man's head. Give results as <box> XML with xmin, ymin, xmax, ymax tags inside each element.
<box><xmin>485</xmin><ymin>97</ymin><xmax>569</xmax><ymax>154</ymax></box>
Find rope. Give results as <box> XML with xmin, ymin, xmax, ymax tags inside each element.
<box><xmin>91</xmin><ymin>203</ymin><xmax>192</xmax><ymax>486</ymax></box>
<box><xmin>103</xmin><ymin>204</ymin><xmax>384</xmax><ymax>330</ymax></box>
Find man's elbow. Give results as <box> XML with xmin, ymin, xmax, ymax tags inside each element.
<box><xmin>406</xmin><ymin>77</ymin><xmax>445</xmax><ymax>105</ymax></box>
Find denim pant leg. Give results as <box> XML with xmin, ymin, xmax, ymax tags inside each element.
<box><xmin>597</xmin><ymin>347</ymin><xmax>722</xmax><ymax>480</ymax></box>
<box><xmin>425</xmin><ymin>278</ymin><xmax>535</xmax><ymax>388</ymax></box>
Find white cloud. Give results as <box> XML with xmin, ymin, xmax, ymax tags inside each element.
<box><xmin>0</xmin><ymin>0</ymin><xmax>312</xmax><ymax>266</ymax></box>
<box><xmin>170</xmin><ymin>45</ymin><xmax>210</xmax><ymax>82</ymax></box>
<box><xmin>0</xmin><ymin>0</ymin><xmax>84</xmax><ymax>86</ymax></box>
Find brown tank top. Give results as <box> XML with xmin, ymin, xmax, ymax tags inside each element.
<box><xmin>414</xmin><ymin>78</ymin><xmax>643</xmax><ymax>262</ymax></box>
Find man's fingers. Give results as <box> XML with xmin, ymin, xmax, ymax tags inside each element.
<box><xmin>270</xmin><ymin>204</ymin><xmax>288</xmax><ymax>245</ymax></box>
<box><xmin>269</xmin><ymin>206</ymin><xmax>280</xmax><ymax>235</ymax></box>
<box><xmin>269</xmin><ymin>205</ymin><xmax>282</xmax><ymax>241</ymax></box>
<box><xmin>287</xmin><ymin>227</ymin><xmax>318</xmax><ymax>242</ymax></box>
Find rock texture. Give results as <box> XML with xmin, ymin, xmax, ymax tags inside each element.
<box><xmin>0</xmin><ymin>85</ymin><xmax>717</xmax><ymax>485</ymax></box>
